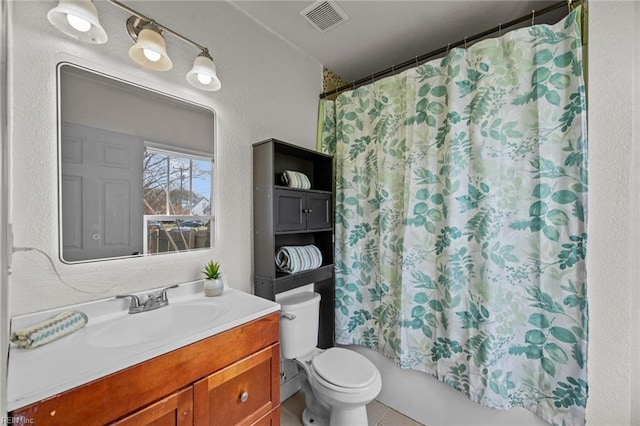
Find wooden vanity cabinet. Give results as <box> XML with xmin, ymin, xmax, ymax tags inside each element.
<box><xmin>9</xmin><ymin>312</ymin><xmax>280</xmax><ymax>426</ymax></box>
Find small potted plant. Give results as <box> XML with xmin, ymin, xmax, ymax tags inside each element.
<box><xmin>203</xmin><ymin>261</ymin><xmax>224</xmax><ymax>297</ymax></box>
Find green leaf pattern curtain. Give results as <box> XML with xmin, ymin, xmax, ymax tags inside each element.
<box><xmin>320</xmin><ymin>8</ymin><xmax>587</xmax><ymax>425</ymax></box>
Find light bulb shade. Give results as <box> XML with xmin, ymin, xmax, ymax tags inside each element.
<box><xmin>186</xmin><ymin>52</ymin><xmax>221</xmax><ymax>91</ymax></box>
<box><xmin>47</xmin><ymin>0</ymin><xmax>107</xmax><ymax>44</ymax></box>
<box><xmin>128</xmin><ymin>25</ymin><xmax>173</xmax><ymax>71</ymax></box>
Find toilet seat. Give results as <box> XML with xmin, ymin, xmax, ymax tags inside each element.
<box><xmin>310</xmin><ymin>348</ymin><xmax>378</xmax><ymax>393</ymax></box>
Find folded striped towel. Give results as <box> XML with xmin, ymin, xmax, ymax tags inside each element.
<box><xmin>275</xmin><ymin>245</ymin><xmax>323</xmax><ymax>274</ymax></box>
<box><xmin>10</xmin><ymin>311</ymin><xmax>88</xmax><ymax>349</ymax></box>
<box><xmin>282</xmin><ymin>170</ymin><xmax>311</xmax><ymax>190</ymax></box>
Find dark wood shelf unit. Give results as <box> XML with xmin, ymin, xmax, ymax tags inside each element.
<box><xmin>253</xmin><ymin>139</ymin><xmax>335</xmax><ymax>349</ymax></box>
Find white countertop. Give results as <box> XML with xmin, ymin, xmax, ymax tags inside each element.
<box><xmin>7</xmin><ymin>282</ymin><xmax>280</xmax><ymax>411</ymax></box>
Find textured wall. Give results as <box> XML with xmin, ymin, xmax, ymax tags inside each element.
<box><xmin>7</xmin><ymin>1</ymin><xmax>321</xmax><ymax>315</ymax></box>
<box><xmin>586</xmin><ymin>1</ymin><xmax>639</xmax><ymax>425</ymax></box>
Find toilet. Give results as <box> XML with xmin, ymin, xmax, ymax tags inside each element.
<box><xmin>278</xmin><ymin>291</ymin><xmax>382</xmax><ymax>426</ymax></box>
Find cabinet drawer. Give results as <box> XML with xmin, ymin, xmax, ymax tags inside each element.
<box><xmin>193</xmin><ymin>344</ymin><xmax>279</xmax><ymax>426</ymax></box>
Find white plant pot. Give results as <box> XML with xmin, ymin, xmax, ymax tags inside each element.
<box><xmin>204</xmin><ymin>278</ymin><xmax>224</xmax><ymax>297</ymax></box>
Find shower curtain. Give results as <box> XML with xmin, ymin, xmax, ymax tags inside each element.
<box><xmin>320</xmin><ymin>8</ymin><xmax>587</xmax><ymax>425</ymax></box>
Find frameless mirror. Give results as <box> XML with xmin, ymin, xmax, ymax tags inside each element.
<box><xmin>58</xmin><ymin>63</ymin><xmax>215</xmax><ymax>263</ymax></box>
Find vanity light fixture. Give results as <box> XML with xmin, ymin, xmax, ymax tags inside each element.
<box><xmin>47</xmin><ymin>0</ymin><xmax>221</xmax><ymax>91</ymax></box>
<box><xmin>186</xmin><ymin>51</ymin><xmax>222</xmax><ymax>91</ymax></box>
<box><xmin>127</xmin><ymin>18</ymin><xmax>173</xmax><ymax>71</ymax></box>
<box><xmin>47</xmin><ymin>0</ymin><xmax>108</xmax><ymax>44</ymax></box>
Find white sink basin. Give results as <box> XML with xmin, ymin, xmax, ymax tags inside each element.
<box><xmin>89</xmin><ymin>299</ymin><xmax>231</xmax><ymax>348</ymax></box>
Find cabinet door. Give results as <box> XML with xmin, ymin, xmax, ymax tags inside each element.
<box><xmin>305</xmin><ymin>193</ymin><xmax>332</xmax><ymax>230</ymax></box>
<box><xmin>193</xmin><ymin>344</ymin><xmax>280</xmax><ymax>426</ymax></box>
<box><xmin>274</xmin><ymin>189</ymin><xmax>306</xmax><ymax>232</ymax></box>
<box><xmin>252</xmin><ymin>406</ymin><xmax>281</xmax><ymax>426</ymax></box>
<box><xmin>112</xmin><ymin>386</ymin><xmax>193</xmax><ymax>426</ymax></box>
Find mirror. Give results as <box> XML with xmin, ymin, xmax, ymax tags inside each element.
<box><xmin>58</xmin><ymin>63</ymin><xmax>215</xmax><ymax>263</ymax></box>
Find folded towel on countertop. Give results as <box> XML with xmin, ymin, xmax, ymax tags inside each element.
<box><xmin>10</xmin><ymin>311</ymin><xmax>88</xmax><ymax>349</ymax></box>
<box><xmin>275</xmin><ymin>245</ymin><xmax>322</xmax><ymax>274</ymax></box>
<box><xmin>282</xmin><ymin>170</ymin><xmax>311</xmax><ymax>190</ymax></box>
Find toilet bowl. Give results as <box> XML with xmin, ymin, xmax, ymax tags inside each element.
<box><xmin>277</xmin><ymin>292</ymin><xmax>382</xmax><ymax>426</ymax></box>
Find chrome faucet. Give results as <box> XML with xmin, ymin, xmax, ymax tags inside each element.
<box><xmin>116</xmin><ymin>284</ymin><xmax>179</xmax><ymax>314</ymax></box>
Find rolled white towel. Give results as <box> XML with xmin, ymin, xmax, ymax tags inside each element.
<box><xmin>282</xmin><ymin>170</ymin><xmax>311</xmax><ymax>190</ymax></box>
<box><xmin>10</xmin><ymin>311</ymin><xmax>88</xmax><ymax>349</ymax></box>
<box><xmin>275</xmin><ymin>245</ymin><xmax>322</xmax><ymax>274</ymax></box>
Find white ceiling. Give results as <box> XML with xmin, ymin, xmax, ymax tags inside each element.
<box><xmin>230</xmin><ymin>1</ymin><xmax>569</xmax><ymax>84</ymax></box>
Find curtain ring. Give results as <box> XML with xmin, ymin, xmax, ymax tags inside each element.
<box><xmin>464</xmin><ymin>37</ymin><xmax>467</xmax><ymax>49</ymax></box>
<box><xmin>352</xmin><ymin>81</ymin><xmax>356</xmax><ymax>90</ymax></box>
<box><xmin>531</xmin><ymin>9</ymin><xmax>535</xmax><ymax>26</ymax></box>
<box><xmin>567</xmin><ymin>0</ymin><xmax>572</xmax><ymax>12</ymax></box>
<box><xmin>371</xmin><ymin>73</ymin><xmax>375</xmax><ymax>84</ymax></box>
<box><xmin>498</xmin><ymin>23</ymin><xmax>502</xmax><ymax>37</ymax></box>
<box><xmin>446</xmin><ymin>42</ymin><xmax>451</xmax><ymax>55</ymax></box>
<box><xmin>392</xmin><ymin>65</ymin><xmax>395</xmax><ymax>76</ymax></box>
<box><xmin>415</xmin><ymin>56</ymin><xmax>419</xmax><ymax>66</ymax></box>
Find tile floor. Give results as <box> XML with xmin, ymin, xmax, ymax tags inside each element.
<box><xmin>281</xmin><ymin>391</ymin><xmax>424</xmax><ymax>426</ymax></box>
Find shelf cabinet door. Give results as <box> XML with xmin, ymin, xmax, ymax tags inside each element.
<box><xmin>305</xmin><ymin>192</ymin><xmax>332</xmax><ymax>230</ymax></box>
<box><xmin>111</xmin><ymin>386</ymin><xmax>193</xmax><ymax>426</ymax></box>
<box><xmin>274</xmin><ymin>189</ymin><xmax>307</xmax><ymax>232</ymax></box>
<box><xmin>274</xmin><ymin>189</ymin><xmax>332</xmax><ymax>232</ymax></box>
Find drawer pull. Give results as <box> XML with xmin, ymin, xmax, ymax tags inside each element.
<box><xmin>240</xmin><ymin>391</ymin><xmax>249</xmax><ymax>403</ymax></box>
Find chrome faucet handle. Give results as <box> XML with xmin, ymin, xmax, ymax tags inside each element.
<box><xmin>116</xmin><ymin>294</ymin><xmax>141</xmax><ymax>307</ymax></box>
<box><xmin>115</xmin><ymin>294</ymin><xmax>142</xmax><ymax>311</ymax></box>
<box><xmin>158</xmin><ymin>284</ymin><xmax>179</xmax><ymax>302</ymax></box>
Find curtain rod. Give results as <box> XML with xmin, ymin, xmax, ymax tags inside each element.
<box><xmin>320</xmin><ymin>0</ymin><xmax>579</xmax><ymax>99</ymax></box>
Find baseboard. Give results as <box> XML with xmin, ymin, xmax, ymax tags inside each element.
<box><xmin>280</xmin><ymin>374</ymin><xmax>301</xmax><ymax>403</ymax></box>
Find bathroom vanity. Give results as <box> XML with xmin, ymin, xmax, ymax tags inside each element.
<box><xmin>7</xmin><ymin>284</ymin><xmax>281</xmax><ymax>425</ymax></box>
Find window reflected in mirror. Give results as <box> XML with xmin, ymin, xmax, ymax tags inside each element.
<box><xmin>143</xmin><ymin>148</ymin><xmax>213</xmax><ymax>254</ymax></box>
<box><xmin>143</xmin><ymin>149</ymin><xmax>212</xmax><ymax>216</ymax></box>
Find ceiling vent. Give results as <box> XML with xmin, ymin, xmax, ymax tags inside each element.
<box><xmin>300</xmin><ymin>1</ymin><xmax>349</xmax><ymax>33</ymax></box>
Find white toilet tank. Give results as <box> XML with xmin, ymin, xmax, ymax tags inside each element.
<box><xmin>277</xmin><ymin>292</ymin><xmax>321</xmax><ymax>359</ymax></box>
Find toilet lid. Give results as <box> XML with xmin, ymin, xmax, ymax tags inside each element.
<box><xmin>311</xmin><ymin>348</ymin><xmax>377</xmax><ymax>388</ymax></box>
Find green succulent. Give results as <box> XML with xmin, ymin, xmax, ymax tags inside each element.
<box><xmin>203</xmin><ymin>261</ymin><xmax>221</xmax><ymax>280</ymax></box>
